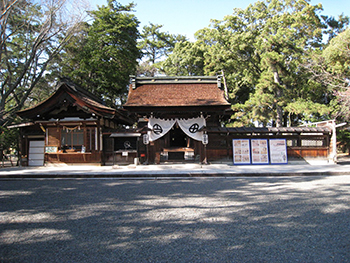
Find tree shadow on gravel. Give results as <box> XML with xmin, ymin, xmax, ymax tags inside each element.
<box><xmin>1</xmin><ymin>176</ymin><xmax>350</xmax><ymax>263</ymax></box>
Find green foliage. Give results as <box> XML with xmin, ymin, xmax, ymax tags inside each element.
<box><xmin>139</xmin><ymin>23</ymin><xmax>186</xmax><ymax>63</ymax></box>
<box><xmin>161</xmin><ymin>0</ymin><xmax>340</xmax><ymax>127</ymax></box>
<box><xmin>160</xmin><ymin>41</ymin><xmax>205</xmax><ymax>76</ymax></box>
<box><xmin>0</xmin><ymin>0</ymin><xmax>84</xmax><ymax>127</ymax></box>
<box><xmin>61</xmin><ymin>0</ymin><xmax>140</xmax><ymax>106</ymax></box>
<box><xmin>321</xmin><ymin>14</ymin><xmax>350</xmax><ymax>41</ymax></box>
<box><xmin>337</xmin><ymin>128</ymin><xmax>350</xmax><ymax>154</ymax></box>
<box><xmin>0</xmin><ymin>126</ymin><xmax>19</xmax><ymax>161</ymax></box>
<box><xmin>2</xmin><ymin>0</ymin><xmax>350</xmax><ymax>134</ymax></box>
<box><xmin>309</xmin><ymin>28</ymin><xmax>350</xmax><ymax>123</ymax></box>
<box><xmin>138</xmin><ymin>23</ymin><xmax>186</xmax><ymax>76</ymax></box>
<box><xmin>323</xmin><ymin>28</ymin><xmax>350</xmax><ymax>76</ymax></box>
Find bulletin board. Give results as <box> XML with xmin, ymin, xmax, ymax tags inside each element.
<box><xmin>269</xmin><ymin>139</ymin><xmax>288</xmax><ymax>164</ymax></box>
<box><xmin>232</xmin><ymin>139</ymin><xmax>251</xmax><ymax>165</ymax></box>
<box><xmin>251</xmin><ymin>139</ymin><xmax>269</xmax><ymax>164</ymax></box>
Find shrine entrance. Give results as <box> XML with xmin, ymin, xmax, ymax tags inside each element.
<box><xmin>161</xmin><ymin>125</ymin><xmax>195</xmax><ymax>162</ymax></box>
<box><xmin>146</xmin><ymin>116</ymin><xmax>205</xmax><ymax>163</ymax></box>
<box><xmin>170</xmin><ymin>125</ymin><xmax>187</xmax><ymax>147</ymax></box>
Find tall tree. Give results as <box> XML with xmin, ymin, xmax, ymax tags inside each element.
<box><xmin>0</xmin><ymin>0</ymin><xmax>86</xmax><ymax>127</ymax></box>
<box><xmin>62</xmin><ymin>0</ymin><xmax>140</xmax><ymax>106</ymax></box>
<box><xmin>139</xmin><ymin>23</ymin><xmax>173</xmax><ymax>64</ymax></box>
<box><xmin>253</xmin><ymin>0</ymin><xmax>325</xmax><ymax>126</ymax></box>
<box><xmin>160</xmin><ymin>40</ymin><xmax>205</xmax><ymax>76</ymax></box>
<box><xmin>138</xmin><ymin>23</ymin><xmax>186</xmax><ymax>76</ymax></box>
<box><xmin>314</xmin><ymin>28</ymin><xmax>350</xmax><ymax>121</ymax></box>
<box><xmin>162</xmin><ymin>0</ymin><xmax>334</xmax><ymax>127</ymax></box>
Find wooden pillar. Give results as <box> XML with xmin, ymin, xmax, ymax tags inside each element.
<box><xmin>149</xmin><ymin>142</ymin><xmax>155</xmax><ymax>164</ymax></box>
<box><xmin>195</xmin><ymin>140</ymin><xmax>205</xmax><ymax>163</ymax></box>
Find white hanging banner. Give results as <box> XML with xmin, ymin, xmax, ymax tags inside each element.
<box><xmin>177</xmin><ymin>117</ymin><xmax>206</xmax><ymax>142</ymax></box>
<box><xmin>148</xmin><ymin>117</ymin><xmax>206</xmax><ymax>142</ymax></box>
<box><xmin>148</xmin><ymin>117</ymin><xmax>176</xmax><ymax>142</ymax></box>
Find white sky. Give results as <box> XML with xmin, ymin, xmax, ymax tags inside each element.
<box><xmin>89</xmin><ymin>0</ymin><xmax>350</xmax><ymax>41</ymax></box>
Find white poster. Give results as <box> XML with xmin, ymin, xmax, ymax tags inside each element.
<box><xmin>251</xmin><ymin>139</ymin><xmax>269</xmax><ymax>164</ymax></box>
<box><xmin>233</xmin><ymin>139</ymin><xmax>251</xmax><ymax>164</ymax></box>
<box><xmin>269</xmin><ymin>139</ymin><xmax>288</xmax><ymax>164</ymax></box>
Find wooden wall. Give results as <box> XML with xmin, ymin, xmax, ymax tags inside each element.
<box><xmin>45</xmin><ymin>152</ymin><xmax>101</xmax><ymax>163</ymax></box>
<box><xmin>206</xmin><ymin>133</ymin><xmax>330</xmax><ymax>162</ymax></box>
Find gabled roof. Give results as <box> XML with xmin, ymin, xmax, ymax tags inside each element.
<box><xmin>17</xmin><ymin>79</ymin><xmax>134</xmax><ymax>125</ymax></box>
<box><xmin>123</xmin><ymin>76</ymin><xmax>230</xmax><ymax>111</ymax></box>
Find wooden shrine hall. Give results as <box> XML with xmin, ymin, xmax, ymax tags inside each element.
<box><xmin>123</xmin><ymin>76</ymin><xmax>232</xmax><ymax>163</ymax></box>
<box><xmin>15</xmin><ymin>79</ymin><xmax>134</xmax><ymax>166</ymax></box>
<box><xmin>14</xmin><ymin>76</ymin><xmax>334</xmax><ymax>166</ymax></box>
<box><xmin>124</xmin><ymin>76</ymin><xmax>334</xmax><ymax>164</ymax></box>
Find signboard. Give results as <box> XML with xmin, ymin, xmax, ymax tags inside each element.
<box><xmin>269</xmin><ymin>139</ymin><xmax>288</xmax><ymax>164</ymax></box>
<box><xmin>232</xmin><ymin>139</ymin><xmax>251</xmax><ymax>164</ymax></box>
<box><xmin>45</xmin><ymin>146</ymin><xmax>58</xmax><ymax>153</ymax></box>
<box><xmin>251</xmin><ymin>139</ymin><xmax>269</xmax><ymax>164</ymax></box>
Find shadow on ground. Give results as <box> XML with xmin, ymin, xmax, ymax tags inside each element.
<box><xmin>1</xmin><ymin>176</ymin><xmax>350</xmax><ymax>262</ymax></box>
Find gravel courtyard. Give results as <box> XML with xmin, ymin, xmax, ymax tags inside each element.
<box><xmin>1</xmin><ymin>175</ymin><xmax>350</xmax><ymax>262</ymax></box>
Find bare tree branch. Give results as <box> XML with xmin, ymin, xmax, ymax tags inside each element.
<box><xmin>0</xmin><ymin>0</ymin><xmax>88</xmax><ymax>126</ymax></box>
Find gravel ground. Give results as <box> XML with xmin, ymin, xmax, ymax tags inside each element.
<box><xmin>1</xmin><ymin>175</ymin><xmax>350</xmax><ymax>263</ymax></box>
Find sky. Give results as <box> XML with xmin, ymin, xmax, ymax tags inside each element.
<box><xmin>89</xmin><ymin>0</ymin><xmax>350</xmax><ymax>41</ymax></box>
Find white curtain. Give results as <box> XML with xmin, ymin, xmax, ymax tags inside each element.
<box><xmin>148</xmin><ymin>117</ymin><xmax>176</xmax><ymax>142</ymax></box>
<box><xmin>148</xmin><ymin>117</ymin><xmax>206</xmax><ymax>142</ymax></box>
<box><xmin>177</xmin><ymin>117</ymin><xmax>206</xmax><ymax>142</ymax></box>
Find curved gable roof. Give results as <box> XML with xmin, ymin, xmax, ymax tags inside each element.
<box><xmin>17</xmin><ymin>80</ymin><xmax>133</xmax><ymax>125</ymax></box>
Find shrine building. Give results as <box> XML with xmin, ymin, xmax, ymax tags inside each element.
<box><xmin>14</xmin><ymin>79</ymin><xmax>134</xmax><ymax>166</ymax></box>
<box><xmin>13</xmin><ymin>76</ymin><xmax>334</xmax><ymax>166</ymax></box>
<box><xmin>123</xmin><ymin>76</ymin><xmax>334</xmax><ymax>165</ymax></box>
<box><xmin>123</xmin><ymin>75</ymin><xmax>232</xmax><ymax>163</ymax></box>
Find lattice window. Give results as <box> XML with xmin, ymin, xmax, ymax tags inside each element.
<box><xmin>61</xmin><ymin>127</ymin><xmax>84</xmax><ymax>151</ymax></box>
<box><xmin>287</xmin><ymin>139</ymin><xmax>298</xmax><ymax>147</ymax></box>
<box><xmin>301</xmin><ymin>139</ymin><xmax>324</xmax><ymax>147</ymax></box>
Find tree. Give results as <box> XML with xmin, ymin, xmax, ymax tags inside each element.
<box><xmin>160</xmin><ymin>40</ymin><xmax>205</xmax><ymax>76</ymax></box>
<box><xmin>254</xmin><ymin>0</ymin><xmax>326</xmax><ymax>126</ymax></box>
<box><xmin>62</xmin><ymin>0</ymin><xmax>140</xmax><ymax>106</ymax></box>
<box><xmin>162</xmin><ymin>0</ymin><xmax>334</xmax><ymax>127</ymax></box>
<box><xmin>0</xmin><ymin>0</ymin><xmax>86</xmax><ymax>127</ymax></box>
<box><xmin>138</xmin><ymin>23</ymin><xmax>186</xmax><ymax>76</ymax></box>
<box><xmin>321</xmin><ymin>14</ymin><xmax>350</xmax><ymax>41</ymax></box>
<box><xmin>322</xmin><ymin>28</ymin><xmax>350</xmax><ymax>121</ymax></box>
<box><xmin>0</xmin><ymin>126</ymin><xmax>18</xmax><ymax>162</ymax></box>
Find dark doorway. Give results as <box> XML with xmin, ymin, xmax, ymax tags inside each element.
<box><xmin>170</xmin><ymin>125</ymin><xmax>187</xmax><ymax>147</ymax></box>
<box><xmin>166</xmin><ymin>125</ymin><xmax>194</xmax><ymax>161</ymax></box>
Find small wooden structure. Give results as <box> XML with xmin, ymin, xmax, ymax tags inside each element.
<box><xmin>15</xmin><ymin>80</ymin><xmax>134</xmax><ymax>166</ymax></box>
<box><xmin>206</xmin><ymin>126</ymin><xmax>333</xmax><ymax>163</ymax></box>
<box><xmin>124</xmin><ymin>76</ymin><xmax>232</xmax><ymax>163</ymax></box>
